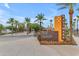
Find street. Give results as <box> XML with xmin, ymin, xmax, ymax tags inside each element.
<box><xmin>0</xmin><ymin>32</ymin><xmax>79</xmax><ymax>56</ymax></box>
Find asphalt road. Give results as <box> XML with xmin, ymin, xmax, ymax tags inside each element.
<box><xmin>0</xmin><ymin>33</ymin><xmax>79</xmax><ymax>56</ymax></box>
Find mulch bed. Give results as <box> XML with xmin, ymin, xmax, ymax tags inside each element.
<box><xmin>37</xmin><ymin>31</ymin><xmax>77</xmax><ymax>45</ymax></box>
<box><xmin>38</xmin><ymin>39</ymin><xmax>77</xmax><ymax>45</ymax></box>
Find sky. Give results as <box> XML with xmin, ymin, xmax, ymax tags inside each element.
<box><xmin>0</xmin><ymin>3</ymin><xmax>79</xmax><ymax>28</ymax></box>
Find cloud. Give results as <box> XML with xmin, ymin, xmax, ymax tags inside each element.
<box><xmin>0</xmin><ymin>9</ymin><xmax>6</xmax><ymax>16</ymax></box>
<box><xmin>13</xmin><ymin>16</ymin><xmax>24</xmax><ymax>22</ymax></box>
<box><xmin>4</xmin><ymin>3</ymin><xmax>10</xmax><ymax>8</ymax></box>
<box><xmin>14</xmin><ymin>16</ymin><xmax>36</xmax><ymax>23</ymax></box>
<box><xmin>0</xmin><ymin>18</ymin><xmax>6</xmax><ymax>24</ymax></box>
<box><xmin>0</xmin><ymin>9</ymin><xmax>8</xmax><ymax>25</ymax></box>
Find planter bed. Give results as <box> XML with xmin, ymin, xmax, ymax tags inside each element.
<box><xmin>37</xmin><ymin>31</ymin><xmax>77</xmax><ymax>45</ymax></box>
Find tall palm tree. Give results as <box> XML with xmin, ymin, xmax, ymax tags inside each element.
<box><xmin>24</xmin><ymin>17</ymin><xmax>30</xmax><ymax>34</ymax></box>
<box><xmin>56</xmin><ymin>3</ymin><xmax>76</xmax><ymax>40</ymax></box>
<box><xmin>7</xmin><ymin>18</ymin><xmax>15</xmax><ymax>33</ymax></box>
<box><xmin>76</xmin><ymin>15</ymin><xmax>79</xmax><ymax>34</ymax></box>
<box><xmin>14</xmin><ymin>20</ymin><xmax>19</xmax><ymax>32</ymax></box>
<box><xmin>35</xmin><ymin>13</ymin><xmax>46</xmax><ymax>30</ymax></box>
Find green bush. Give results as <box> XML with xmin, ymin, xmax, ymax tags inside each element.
<box><xmin>30</xmin><ymin>23</ymin><xmax>41</xmax><ymax>32</ymax></box>
<box><xmin>0</xmin><ymin>24</ymin><xmax>5</xmax><ymax>33</ymax></box>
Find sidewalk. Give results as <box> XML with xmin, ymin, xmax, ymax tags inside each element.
<box><xmin>73</xmin><ymin>35</ymin><xmax>79</xmax><ymax>45</ymax></box>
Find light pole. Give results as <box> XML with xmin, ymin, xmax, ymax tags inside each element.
<box><xmin>50</xmin><ymin>19</ymin><xmax>53</xmax><ymax>31</ymax></box>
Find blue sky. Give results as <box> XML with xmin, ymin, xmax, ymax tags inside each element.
<box><xmin>0</xmin><ymin>3</ymin><xmax>79</xmax><ymax>28</ymax></box>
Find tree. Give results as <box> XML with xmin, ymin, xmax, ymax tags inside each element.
<box><xmin>7</xmin><ymin>18</ymin><xmax>15</xmax><ymax>33</ymax></box>
<box><xmin>18</xmin><ymin>23</ymin><xmax>25</xmax><ymax>32</ymax></box>
<box><xmin>72</xmin><ymin>21</ymin><xmax>76</xmax><ymax>33</ymax></box>
<box><xmin>0</xmin><ymin>24</ymin><xmax>4</xmax><ymax>33</ymax></box>
<box><xmin>30</xmin><ymin>23</ymin><xmax>40</xmax><ymax>32</ymax></box>
<box><xmin>65</xmin><ymin>25</ymin><xmax>70</xmax><ymax>38</ymax></box>
<box><xmin>56</xmin><ymin>3</ymin><xmax>76</xmax><ymax>40</ymax></box>
<box><xmin>24</xmin><ymin>17</ymin><xmax>30</xmax><ymax>33</ymax></box>
<box><xmin>35</xmin><ymin>13</ymin><xmax>46</xmax><ymax>31</ymax></box>
<box><xmin>24</xmin><ymin>17</ymin><xmax>30</xmax><ymax>28</ymax></box>
<box><xmin>6</xmin><ymin>25</ymin><xmax>15</xmax><ymax>32</ymax></box>
<box><xmin>76</xmin><ymin>15</ymin><xmax>79</xmax><ymax>34</ymax></box>
<box><xmin>14</xmin><ymin>20</ymin><xmax>19</xmax><ymax>32</ymax></box>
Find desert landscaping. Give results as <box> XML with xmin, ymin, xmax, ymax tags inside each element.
<box><xmin>0</xmin><ymin>3</ymin><xmax>79</xmax><ymax>56</ymax></box>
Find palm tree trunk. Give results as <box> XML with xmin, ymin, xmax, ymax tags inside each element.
<box><xmin>70</xmin><ymin>14</ymin><xmax>73</xmax><ymax>39</ymax></box>
<box><xmin>69</xmin><ymin>6</ymin><xmax>74</xmax><ymax>40</ymax></box>
<box><xmin>27</xmin><ymin>23</ymin><xmax>29</xmax><ymax>35</ymax></box>
<box><xmin>12</xmin><ymin>24</ymin><xmax>13</xmax><ymax>34</ymax></box>
<box><xmin>16</xmin><ymin>24</ymin><xmax>18</xmax><ymax>33</ymax></box>
<box><xmin>40</xmin><ymin>21</ymin><xmax>42</xmax><ymax>31</ymax></box>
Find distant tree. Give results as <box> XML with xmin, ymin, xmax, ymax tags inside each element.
<box><xmin>76</xmin><ymin>15</ymin><xmax>79</xmax><ymax>34</ymax></box>
<box><xmin>0</xmin><ymin>24</ymin><xmax>4</xmax><ymax>33</ymax></box>
<box><xmin>18</xmin><ymin>23</ymin><xmax>25</xmax><ymax>32</ymax></box>
<box><xmin>35</xmin><ymin>13</ymin><xmax>46</xmax><ymax>31</ymax></box>
<box><xmin>24</xmin><ymin>17</ymin><xmax>31</xmax><ymax>34</ymax></box>
<box><xmin>7</xmin><ymin>18</ymin><xmax>15</xmax><ymax>33</ymax></box>
<box><xmin>72</xmin><ymin>21</ymin><xmax>76</xmax><ymax>32</ymax></box>
<box><xmin>14</xmin><ymin>20</ymin><xmax>19</xmax><ymax>32</ymax></box>
<box><xmin>6</xmin><ymin>25</ymin><xmax>15</xmax><ymax>32</ymax></box>
<box><xmin>24</xmin><ymin>17</ymin><xmax>30</xmax><ymax>29</ymax></box>
<box><xmin>31</xmin><ymin>23</ymin><xmax>40</xmax><ymax>32</ymax></box>
<box><xmin>65</xmin><ymin>24</ymin><xmax>70</xmax><ymax>37</ymax></box>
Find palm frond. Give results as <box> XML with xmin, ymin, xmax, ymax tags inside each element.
<box><xmin>56</xmin><ymin>3</ymin><xmax>69</xmax><ymax>6</ymax></box>
<box><xmin>77</xmin><ymin>15</ymin><xmax>79</xmax><ymax>19</ymax></box>
<box><xmin>25</xmin><ymin>17</ymin><xmax>30</xmax><ymax>23</ymax></box>
<box><xmin>7</xmin><ymin>21</ymin><xmax>10</xmax><ymax>23</ymax></box>
<box><xmin>56</xmin><ymin>3</ymin><xmax>76</xmax><ymax>10</ymax></box>
<box><xmin>34</xmin><ymin>19</ymin><xmax>38</xmax><ymax>22</ymax></box>
<box><xmin>43</xmin><ymin>18</ymin><xmax>46</xmax><ymax>20</ymax></box>
<box><xmin>58</xmin><ymin>6</ymin><xmax>67</xmax><ymax>10</ymax></box>
<box><xmin>76</xmin><ymin>8</ymin><xmax>79</xmax><ymax>11</ymax></box>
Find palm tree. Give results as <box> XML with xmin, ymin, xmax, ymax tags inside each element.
<box><xmin>14</xmin><ymin>20</ymin><xmax>19</xmax><ymax>32</ymax></box>
<box><xmin>18</xmin><ymin>23</ymin><xmax>25</xmax><ymax>32</ymax></box>
<box><xmin>7</xmin><ymin>18</ymin><xmax>15</xmax><ymax>33</ymax></box>
<box><xmin>56</xmin><ymin>3</ymin><xmax>76</xmax><ymax>40</ymax></box>
<box><xmin>35</xmin><ymin>13</ymin><xmax>46</xmax><ymax>31</ymax></box>
<box><xmin>24</xmin><ymin>17</ymin><xmax>30</xmax><ymax>34</ymax></box>
<box><xmin>76</xmin><ymin>15</ymin><xmax>79</xmax><ymax>34</ymax></box>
